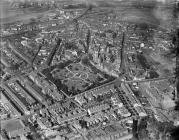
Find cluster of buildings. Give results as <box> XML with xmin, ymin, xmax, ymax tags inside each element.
<box><xmin>8</xmin><ymin>40</ymin><xmax>34</xmax><ymax>65</ymax></box>
<box><xmin>1</xmin><ymin>5</ymin><xmax>81</xmax><ymax>69</ymax></box>
<box><xmin>0</xmin><ymin>38</ymin><xmax>41</xmax><ymax>78</ymax></box>
<box><xmin>75</xmin><ymin>83</ymin><xmax>116</xmax><ymax>106</ymax></box>
<box><xmin>86</xmin><ymin>122</ymin><xmax>133</xmax><ymax>140</ymax></box>
<box><xmin>0</xmin><ymin>102</ymin><xmax>10</xmax><ymax>120</ymax></box>
<box><xmin>0</xmin><ymin>41</ymin><xmax>24</xmax><ymax>72</ymax></box>
<box><xmin>68</xmin><ymin>82</ymin><xmax>146</xmax><ymax>139</ymax></box>
<box><xmin>13</xmin><ymin>0</ymin><xmax>57</xmax><ymax>9</ymax></box>
<box><xmin>29</xmin><ymin>100</ymin><xmax>78</xmax><ymax>128</ymax></box>
<box><xmin>88</xmin><ymin>34</ymin><xmax>121</xmax><ymax>77</ymax></box>
<box><xmin>2</xmin><ymin>82</ymin><xmax>31</xmax><ymax>115</ymax></box>
<box><xmin>1</xmin><ymin>1</ymin><xmax>177</xmax><ymax>140</ymax></box>
<box><xmin>1</xmin><ymin>74</ymin><xmax>47</xmax><ymax>117</ymax></box>
<box><xmin>0</xmin><ymin>70</ymin><xmax>63</xmax><ymax>120</ymax></box>
<box><xmin>26</xmin><ymin>100</ymin><xmax>83</xmax><ymax>139</ymax></box>
<box><xmin>28</xmin><ymin>71</ymin><xmax>63</xmax><ymax>101</ymax></box>
<box><xmin>138</xmin><ymin>79</ymin><xmax>177</xmax><ymax>123</ymax></box>
<box><xmin>0</xmin><ymin>91</ymin><xmax>21</xmax><ymax>118</ymax></box>
<box><xmin>0</xmin><ymin>74</ymin><xmax>148</xmax><ymax>140</ymax></box>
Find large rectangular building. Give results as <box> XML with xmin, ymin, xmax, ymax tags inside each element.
<box><xmin>14</xmin><ymin>80</ymin><xmax>36</xmax><ymax>105</ymax></box>
<box><xmin>1</xmin><ymin>91</ymin><xmax>21</xmax><ymax>117</ymax></box>
<box><xmin>24</xmin><ymin>83</ymin><xmax>44</xmax><ymax>103</ymax></box>
<box><xmin>1</xmin><ymin>84</ymin><xmax>30</xmax><ymax>115</ymax></box>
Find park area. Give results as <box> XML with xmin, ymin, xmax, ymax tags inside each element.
<box><xmin>42</xmin><ymin>60</ymin><xmax>115</xmax><ymax>97</ymax></box>
<box><xmin>51</xmin><ymin>62</ymin><xmax>107</xmax><ymax>93</ymax></box>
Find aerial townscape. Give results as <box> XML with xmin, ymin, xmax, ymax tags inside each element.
<box><xmin>0</xmin><ymin>0</ymin><xmax>178</xmax><ymax>140</ymax></box>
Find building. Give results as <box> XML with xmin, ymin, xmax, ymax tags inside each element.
<box><xmin>111</xmin><ymin>95</ymin><xmax>123</xmax><ymax>107</ymax></box>
<box><xmin>29</xmin><ymin>71</ymin><xmax>63</xmax><ymax>101</ymax></box>
<box><xmin>1</xmin><ymin>84</ymin><xmax>30</xmax><ymax>115</ymax></box>
<box><xmin>121</xmin><ymin>83</ymin><xmax>133</xmax><ymax>95</ymax></box>
<box><xmin>134</xmin><ymin>106</ymin><xmax>147</xmax><ymax>117</ymax></box>
<box><xmin>57</xmin><ymin>109</ymin><xmax>87</xmax><ymax>124</ymax></box>
<box><xmin>87</xmin><ymin>123</ymin><xmax>133</xmax><ymax>140</ymax></box>
<box><xmin>8</xmin><ymin>41</ymin><xmax>32</xmax><ymax>65</ymax></box>
<box><xmin>121</xmin><ymin>83</ymin><xmax>147</xmax><ymax>116</ymax></box>
<box><xmin>5</xmin><ymin>47</ymin><xmax>23</xmax><ymax>63</ymax></box>
<box><xmin>74</xmin><ymin>95</ymin><xmax>87</xmax><ymax>106</ymax></box>
<box><xmin>1</xmin><ymin>93</ymin><xmax>21</xmax><ymax>117</ymax></box>
<box><xmin>88</xmin><ymin>103</ymin><xmax>110</xmax><ymax>115</ymax></box>
<box><xmin>84</xmin><ymin>112</ymin><xmax>107</xmax><ymax>127</ymax></box>
<box><xmin>82</xmin><ymin>82</ymin><xmax>115</xmax><ymax>99</ymax></box>
<box><xmin>1</xmin><ymin>52</ymin><xmax>12</xmax><ymax>67</ymax></box>
<box><xmin>24</xmin><ymin>82</ymin><xmax>44</xmax><ymax>103</ymax></box>
<box><xmin>117</xmin><ymin>106</ymin><xmax>131</xmax><ymax>118</ymax></box>
<box><xmin>14</xmin><ymin>80</ymin><xmax>36</xmax><ymax>105</ymax></box>
<box><xmin>0</xmin><ymin>103</ymin><xmax>8</xmax><ymax>120</ymax></box>
<box><xmin>117</xmin><ymin>133</ymin><xmax>133</xmax><ymax>140</ymax></box>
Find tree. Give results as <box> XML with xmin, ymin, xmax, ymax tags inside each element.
<box><xmin>86</xmin><ymin>29</ymin><xmax>91</xmax><ymax>53</ymax></box>
<box><xmin>79</xmin><ymin>120</ymin><xmax>88</xmax><ymax>129</ymax></box>
<box><xmin>171</xmin><ymin>127</ymin><xmax>179</xmax><ymax>140</ymax></box>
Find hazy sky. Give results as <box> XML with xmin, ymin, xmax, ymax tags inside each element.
<box><xmin>0</xmin><ymin>0</ymin><xmax>177</xmax><ymax>28</ymax></box>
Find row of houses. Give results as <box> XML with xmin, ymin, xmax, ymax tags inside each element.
<box><xmin>28</xmin><ymin>71</ymin><xmax>63</xmax><ymax>101</ymax></box>
<box><xmin>57</xmin><ymin>109</ymin><xmax>87</xmax><ymax>124</ymax></box>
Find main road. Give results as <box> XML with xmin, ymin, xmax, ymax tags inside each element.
<box><xmin>123</xmin><ymin>75</ymin><xmax>175</xmax><ymax>84</ymax></box>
